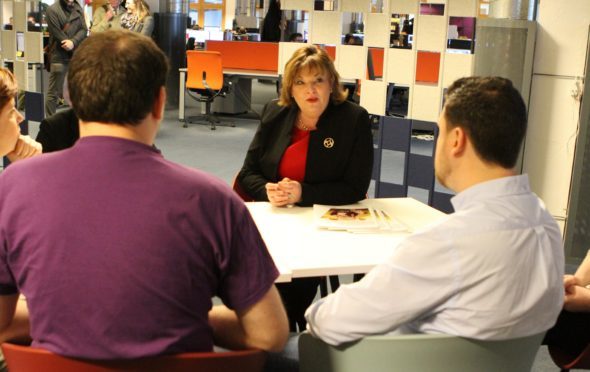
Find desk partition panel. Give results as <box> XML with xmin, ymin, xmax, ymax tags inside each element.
<box><xmin>206</xmin><ymin>40</ymin><xmax>279</xmax><ymax>71</ymax></box>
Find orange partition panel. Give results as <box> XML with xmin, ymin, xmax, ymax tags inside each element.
<box><xmin>323</xmin><ymin>45</ymin><xmax>336</xmax><ymax>61</ymax></box>
<box><xmin>369</xmin><ymin>48</ymin><xmax>384</xmax><ymax>79</ymax></box>
<box><xmin>206</xmin><ymin>41</ymin><xmax>279</xmax><ymax>72</ymax></box>
<box><xmin>416</xmin><ymin>51</ymin><xmax>440</xmax><ymax>84</ymax></box>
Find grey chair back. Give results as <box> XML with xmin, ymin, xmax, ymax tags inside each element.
<box><xmin>299</xmin><ymin>332</ymin><xmax>545</xmax><ymax>372</ymax></box>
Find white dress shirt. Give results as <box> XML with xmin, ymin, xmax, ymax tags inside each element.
<box><xmin>305</xmin><ymin>175</ymin><xmax>564</xmax><ymax>345</ymax></box>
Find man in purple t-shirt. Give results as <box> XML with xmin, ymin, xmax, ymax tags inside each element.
<box><xmin>0</xmin><ymin>30</ymin><xmax>288</xmax><ymax>359</ymax></box>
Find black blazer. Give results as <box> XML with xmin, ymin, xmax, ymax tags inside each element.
<box><xmin>237</xmin><ymin>99</ymin><xmax>373</xmax><ymax>206</ymax></box>
<box><xmin>36</xmin><ymin>108</ymin><xmax>80</xmax><ymax>153</ymax></box>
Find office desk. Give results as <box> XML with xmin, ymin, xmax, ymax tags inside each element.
<box><xmin>179</xmin><ymin>67</ymin><xmax>279</xmax><ymax>120</ymax></box>
<box><xmin>246</xmin><ymin>198</ymin><xmax>446</xmax><ymax>282</ymax></box>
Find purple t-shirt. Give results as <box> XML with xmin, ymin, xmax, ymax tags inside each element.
<box><xmin>0</xmin><ymin>136</ymin><xmax>279</xmax><ymax>359</ymax></box>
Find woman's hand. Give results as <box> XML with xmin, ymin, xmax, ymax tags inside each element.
<box><xmin>265</xmin><ymin>178</ymin><xmax>302</xmax><ymax>207</ymax></box>
<box><xmin>564</xmin><ymin>284</ymin><xmax>590</xmax><ymax>313</ymax></box>
<box><xmin>564</xmin><ymin>274</ymin><xmax>580</xmax><ymax>289</ymax></box>
<box><xmin>6</xmin><ymin>135</ymin><xmax>42</xmax><ymax>163</ymax></box>
<box><xmin>266</xmin><ymin>182</ymin><xmax>290</xmax><ymax>207</ymax></box>
<box><xmin>278</xmin><ymin>178</ymin><xmax>301</xmax><ymax>204</ymax></box>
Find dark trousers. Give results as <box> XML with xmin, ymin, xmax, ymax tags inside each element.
<box><xmin>276</xmin><ymin>277</ymin><xmax>321</xmax><ymax>332</ymax></box>
<box><xmin>544</xmin><ymin>310</ymin><xmax>590</xmax><ymax>356</ymax></box>
<box><xmin>45</xmin><ymin>62</ymin><xmax>68</xmax><ymax>117</ymax></box>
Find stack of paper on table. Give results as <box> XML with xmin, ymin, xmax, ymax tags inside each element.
<box><xmin>313</xmin><ymin>204</ymin><xmax>409</xmax><ymax>233</ymax></box>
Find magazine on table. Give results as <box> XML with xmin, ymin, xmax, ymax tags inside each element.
<box><xmin>313</xmin><ymin>204</ymin><xmax>409</xmax><ymax>233</ymax></box>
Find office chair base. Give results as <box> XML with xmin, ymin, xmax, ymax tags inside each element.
<box><xmin>184</xmin><ymin>115</ymin><xmax>235</xmax><ymax>130</ymax></box>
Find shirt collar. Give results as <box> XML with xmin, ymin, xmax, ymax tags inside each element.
<box><xmin>451</xmin><ymin>174</ymin><xmax>531</xmax><ymax>211</ymax></box>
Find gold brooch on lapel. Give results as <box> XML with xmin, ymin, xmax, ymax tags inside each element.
<box><xmin>323</xmin><ymin>138</ymin><xmax>335</xmax><ymax>148</ymax></box>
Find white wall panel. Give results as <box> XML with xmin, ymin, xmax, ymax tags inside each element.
<box><xmin>389</xmin><ymin>0</ymin><xmax>417</xmax><ymax>14</ymax></box>
<box><xmin>14</xmin><ymin>60</ymin><xmax>26</xmax><ymax>90</ymax></box>
<box><xmin>386</xmin><ymin>48</ymin><xmax>415</xmax><ymax>85</ymax></box>
<box><xmin>359</xmin><ymin>79</ymin><xmax>387</xmax><ymax>115</ymax></box>
<box><xmin>415</xmin><ymin>15</ymin><xmax>447</xmax><ymax>52</ymax></box>
<box><xmin>442</xmin><ymin>53</ymin><xmax>473</xmax><ymax>86</ymax></box>
<box><xmin>535</xmin><ymin>0</ymin><xmax>590</xmax><ymax>76</ymax></box>
<box><xmin>411</xmin><ymin>83</ymin><xmax>441</xmax><ymax>122</ymax></box>
<box><xmin>310</xmin><ymin>11</ymin><xmax>342</xmax><ymax>45</ymax></box>
<box><xmin>523</xmin><ymin>75</ymin><xmax>581</xmax><ymax>217</ymax></box>
<box><xmin>447</xmin><ymin>0</ymin><xmax>477</xmax><ymax>17</ymax></box>
<box><xmin>14</xmin><ymin>1</ymin><xmax>26</xmax><ymax>32</ymax></box>
<box><xmin>1</xmin><ymin>31</ymin><xmax>15</xmax><ymax>61</ymax></box>
<box><xmin>364</xmin><ymin>13</ymin><xmax>389</xmax><ymax>48</ymax></box>
<box><xmin>282</xmin><ymin>0</ymin><xmax>313</xmax><ymax>10</ymax></box>
<box><xmin>337</xmin><ymin>45</ymin><xmax>367</xmax><ymax>80</ymax></box>
<box><xmin>278</xmin><ymin>42</ymin><xmax>306</xmax><ymax>74</ymax></box>
<box><xmin>341</xmin><ymin>0</ymin><xmax>370</xmax><ymax>13</ymax></box>
<box><xmin>25</xmin><ymin>32</ymin><xmax>43</xmax><ymax>64</ymax></box>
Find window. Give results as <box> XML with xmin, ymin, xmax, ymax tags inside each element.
<box><xmin>189</xmin><ymin>0</ymin><xmax>226</xmax><ymax>29</ymax></box>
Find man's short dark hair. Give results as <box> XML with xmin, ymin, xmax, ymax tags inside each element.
<box><xmin>68</xmin><ymin>30</ymin><xmax>169</xmax><ymax>126</ymax></box>
<box><xmin>444</xmin><ymin>76</ymin><xmax>527</xmax><ymax>169</ymax></box>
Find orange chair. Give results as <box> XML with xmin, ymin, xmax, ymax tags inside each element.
<box><xmin>184</xmin><ymin>50</ymin><xmax>233</xmax><ymax>130</ymax></box>
<box><xmin>549</xmin><ymin>343</ymin><xmax>590</xmax><ymax>371</ymax></box>
<box><xmin>231</xmin><ymin>173</ymin><xmax>255</xmax><ymax>202</ymax></box>
<box><xmin>1</xmin><ymin>343</ymin><xmax>266</xmax><ymax>372</ymax></box>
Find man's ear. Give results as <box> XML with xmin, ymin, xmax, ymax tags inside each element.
<box><xmin>152</xmin><ymin>86</ymin><xmax>166</xmax><ymax>121</ymax></box>
<box><xmin>450</xmin><ymin>126</ymin><xmax>467</xmax><ymax>157</ymax></box>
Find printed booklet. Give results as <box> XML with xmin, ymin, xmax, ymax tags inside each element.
<box><xmin>313</xmin><ymin>204</ymin><xmax>409</xmax><ymax>233</ymax></box>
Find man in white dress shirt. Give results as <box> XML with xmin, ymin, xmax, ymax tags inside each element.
<box><xmin>305</xmin><ymin>76</ymin><xmax>565</xmax><ymax>345</ymax></box>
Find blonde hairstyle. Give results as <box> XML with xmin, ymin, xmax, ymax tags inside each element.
<box><xmin>279</xmin><ymin>45</ymin><xmax>347</xmax><ymax>106</ymax></box>
<box><xmin>0</xmin><ymin>67</ymin><xmax>18</xmax><ymax>109</ymax></box>
<box><xmin>134</xmin><ymin>0</ymin><xmax>150</xmax><ymax>20</ymax></box>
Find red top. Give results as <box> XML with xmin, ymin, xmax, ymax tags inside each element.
<box><xmin>278</xmin><ymin>127</ymin><xmax>310</xmax><ymax>182</ymax></box>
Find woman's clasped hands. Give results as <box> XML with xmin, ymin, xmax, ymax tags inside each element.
<box><xmin>563</xmin><ymin>274</ymin><xmax>590</xmax><ymax>312</ymax></box>
<box><xmin>265</xmin><ymin>178</ymin><xmax>302</xmax><ymax>207</ymax></box>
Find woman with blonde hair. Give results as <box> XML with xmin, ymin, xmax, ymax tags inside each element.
<box><xmin>121</xmin><ymin>0</ymin><xmax>153</xmax><ymax>37</ymax></box>
<box><xmin>236</xmin><ymin>45</ymin><xmax>373</xmax><ymax>331</ymax></box>
<box><xmin>0</xmin><ymin>67</ymin><xmax>42</xmax><ymax>162</ymax></box>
